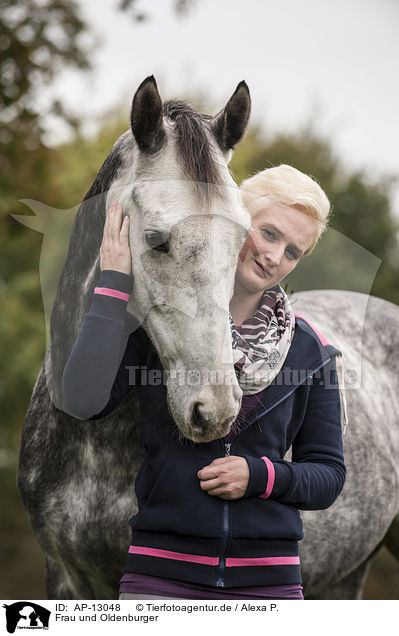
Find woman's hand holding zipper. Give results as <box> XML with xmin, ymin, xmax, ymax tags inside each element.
<box><xmin>197</xmin><ymin>456</ymin><xmax>250</xmax><ymax>500</ymax></box>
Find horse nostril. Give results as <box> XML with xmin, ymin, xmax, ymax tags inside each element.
<box><xmin>192</xmin><ymin>403</ymin><xmax>214</xmax><ymax>430</ymax></box>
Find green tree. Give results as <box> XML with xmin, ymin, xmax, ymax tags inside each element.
<box><xmin>0</xmin><ymin>0</ymin><xmax>91</xmax><ymax>144</ymax></box>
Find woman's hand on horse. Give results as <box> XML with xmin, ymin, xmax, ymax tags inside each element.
<box><xmin>100</xmin><ymin>201</ymin><xmax>131</xmax><ymax>275</ymax></box>
<box><xmin>197</xmin><ymin>456</ymin><xmax>249</xmax><ymax>500</ymax></box>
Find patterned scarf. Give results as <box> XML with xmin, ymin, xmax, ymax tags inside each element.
<box><xmin>229</xmin><ymin>284</ymin><xmax>295</xmax><ymax>395</ymax></box>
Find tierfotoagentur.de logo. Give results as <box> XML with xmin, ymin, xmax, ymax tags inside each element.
<box><xmin>2</xmin><ymin>602</ymin><xmax>50</xmax><ymax>633</ymax></box>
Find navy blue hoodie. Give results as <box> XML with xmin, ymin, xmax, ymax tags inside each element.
<box><xmin>62</xmin><ymin>270</ymin><xmax>346</xmax><ymax>588</ymax></box>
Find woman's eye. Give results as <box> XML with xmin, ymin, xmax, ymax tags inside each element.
<box><xmin>144</xmin><ymin>230</ymin><xmax>169</xmax><ymax>253</ymax></box>
<box><xmin>286</xmin><ymin>249</ymin><xmax>299</xmax><ymax>260</ymax></box>
<box><xmin>262</xmin><ymin>229</ymin><xmax>275</xmax><ymax>240</ymax></box>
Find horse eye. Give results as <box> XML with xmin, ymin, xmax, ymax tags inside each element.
<box><xmin>144</xmin><ymin>230</ymin><xmax>169</xmax><ymax>253</ymax></box>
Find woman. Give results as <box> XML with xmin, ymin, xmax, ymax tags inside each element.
<box><xmin>62</xmin><ymin>164</ymin><xmax>346</xmax><ymax>600</ymax></box>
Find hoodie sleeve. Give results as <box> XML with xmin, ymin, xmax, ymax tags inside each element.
<box><xmin>62</xmin><ymin>269</ymin><xmax>147</xmax><ymax>420</ymax></box>
<box><xmin>244</xmin><ymin>356</ymin><xmax>346</xmax><ymax>509</ymax></box>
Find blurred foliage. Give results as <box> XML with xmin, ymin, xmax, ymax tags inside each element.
<box><xmin>118</xmin><ymin>0</ymin><xmax>198</xmax><ymax>21</ymax></box>
<box><xmin>0</xmin><ymin>0</ymin><xmax>92</xmax><ymax>145</ymax></box>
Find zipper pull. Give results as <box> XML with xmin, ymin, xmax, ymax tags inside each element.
<box><xmin>224</xmin><ymin>442</ymin><xmax>231</xmax><ymax>456</ymax></box>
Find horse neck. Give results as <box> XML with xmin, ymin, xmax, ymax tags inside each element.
<box><xmin>47</xmin><ymin>143</ymin><xmax>127</xmax><ymax>406</ymax></box>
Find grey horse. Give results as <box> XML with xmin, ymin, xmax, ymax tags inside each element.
<box><xmin>17</xmin><ymin>77</ymin><xmax>399</xmax><ymax>599</ymax></box>
<box><xmin>18</xmin><ymin>76</ymin><xmax>252</xmax><ymax>598</ymax></box>
<box><xmin>291</xmin><ymin>289</ymin><xmax>399</xmax><ymax>598</ymax></box>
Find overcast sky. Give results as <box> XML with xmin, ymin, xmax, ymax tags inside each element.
<box><xmin>41</xmin><ymin>0</ymin><xmax>399</xmax><ymax>212</ymax></box>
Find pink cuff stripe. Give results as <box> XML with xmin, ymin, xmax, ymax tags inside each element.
<box><xmin>226</xmin><ymin>556</ymin><xmax>300</xmax><ymax>567</ymax></box>
<box><xmin>94</xmin><ymin>286</ymin><xmax>130</xmax><ymax>302</ymax></box>
<box><xmin>259</xmin><ymin>456</ymin><xmax>275</xmax><ymax>499</ymax></box>
<box><xmin>128</xmin><ymin>545</ymin><xmax>218</xmax><ymax>566</ymax></box>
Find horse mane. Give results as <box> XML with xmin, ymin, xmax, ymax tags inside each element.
<box><xmin>83</xmin><ymin>146</ymin><xmax>123</xmax><ymax>202</ymax></box>
<box><xmin>163</xmin><ymin>100</ymin><xmax>223</xmax><ymax>203</ymax></box>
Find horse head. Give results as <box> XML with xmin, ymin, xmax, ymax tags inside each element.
<box><xmin>49</xmin><ymin>76</ymin><xmax>251</xmax><ymax>443</ymax></box>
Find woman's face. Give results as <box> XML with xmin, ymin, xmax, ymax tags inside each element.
<box><xmin>234</xmin><ymin>203</ymin><xmax>317</xmax><ymax>294</ymax></box>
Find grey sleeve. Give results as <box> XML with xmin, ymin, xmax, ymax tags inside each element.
<box><xmin>62</xmin><ymin>269</ymin><xmax>144</xmax><ymax>420</ymax></box>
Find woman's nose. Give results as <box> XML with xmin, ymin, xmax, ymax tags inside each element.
<box><xmin>265</xmin><ymin>243</ymin><xmax>284</xmax><ymax>266</ymax></box>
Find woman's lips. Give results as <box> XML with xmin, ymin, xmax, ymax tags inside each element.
<box><xmin>254</xmin><ymin>260</ymin><xmax>271</xmax><ymax>277</ymax></box>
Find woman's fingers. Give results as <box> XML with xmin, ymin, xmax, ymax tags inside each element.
<box><xmin>120</xmin><ymin>214</ymin><xmax>130</xmax><ymax>241</ymax></box>
<box><xmin>200</xmin><ymin>480</ymin><xmax>238</xmax><ymax>499</ymax></box>
<box><xmin>197</xmin><ymin>465</ymin><xmax>219</xmax><ymax>481</ymax></box>
<box><xmin>199</xmin><ymin>476</ymin><xmax>221</xmax><ymax>491</ymax></box>
<box><xmin>110</xmin><ymin>201</ymin><xmax>122</xmax><ymax>243</ymax></box>
<box><xmin>103</xmin><ymin>202</ymin><xmax>130</xmax><ymax>244</ymax></box>
<box><xmin>103</xmin><ymin>202</ymin><xmax>114</xmax><ymax>245</ymax></box>
<box><xmin>100</xmin><ymin>201</ymin><xmax>132</xmax><ymax>275</ymax></box>
<box><xmin>198</xmin><ymin>456</ymin><xmax>249</xmax><ymax>500</ymax></box>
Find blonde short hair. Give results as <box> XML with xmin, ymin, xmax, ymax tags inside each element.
<box><xmin>240</xmin><ymin>164</ymin><xmax>330</xmax><ymax>255</ymax></box>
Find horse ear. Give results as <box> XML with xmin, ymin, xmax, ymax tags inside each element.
<box><xmin>131</xmin><ymin>75</ymin><xmax>166</xmax><ymax>154</ymax></box>
<box><xmin>210</xmin><ymin>81</ymin><xmax>251</xmax><ymax>152</ymax></box>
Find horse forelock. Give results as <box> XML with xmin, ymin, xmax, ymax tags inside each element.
<box><xmin>163</xmin><ymin>100</ymin><xmax>224</xmax><ymax>205</ymax></box>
